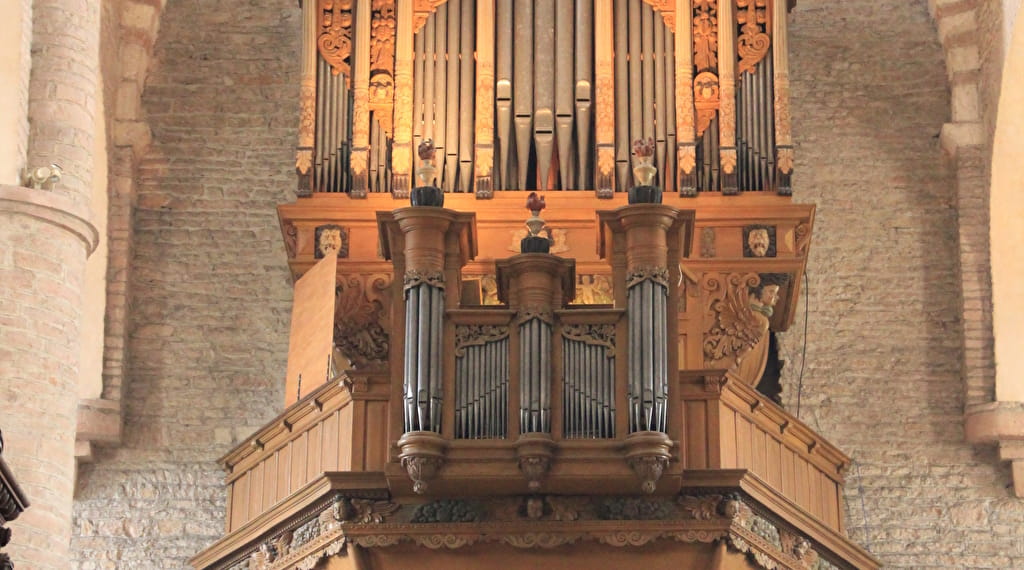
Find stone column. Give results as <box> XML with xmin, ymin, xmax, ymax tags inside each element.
<box><xmin>2</xmin><ymin>0</ymin><xmax>101</xmax><ymax>566</ymax></box>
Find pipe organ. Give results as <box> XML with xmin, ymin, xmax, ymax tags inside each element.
<box><xmin>190</xmin><ymin>2</ymin><xmax>881</xmax><ymax>569</ymax></box>
<box><xmin>298</xmin><ymin>0</ymin><xmax>795</xmax><ymax>198</ymax></box>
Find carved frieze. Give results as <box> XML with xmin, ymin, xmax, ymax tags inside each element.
<box><xmin>737</xmin><ymin>0</ymin><xmax>771</xmax><ymax>75</ymax></box>
<box><xmin>410</xmin><ymin>499</ymin><xmax>485</xmax><ymax>523</ymax></box>
<box><xmin>317</xmin><ymin>0</ymin><xmax>354</xmax><ymax>75</ymax></box>
<box><xmin>700</xmin><ymin>227</ymin><xmax>716</xmax><ymax>258</ymax></box>
<box><xmin>334</xmin><ymin>274</ymin><xmax>391</xmax><ymax>369</ymax></box>
<box><xmin>626</xmin><ymin>265</ymin><xmax>670</xmax><ymax>289</ymax></box>
<box><xmin>562</xmin><ymin>323</ymin><xmax>615</xmax><ymax>356</ymax></box>
<box><xmin>454</xmin><ymin>325</ymin><xmax>509</xmax><ymax>356</ymax></box>
<box><xmin>404</xmin><ymin>269</ymin><xmax>445</xmax><ymax>290</ymax></box>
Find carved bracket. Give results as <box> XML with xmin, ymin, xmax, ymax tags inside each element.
<box><xmin>515</xmin><ymin>434</ymin><xmax>557</xmax><ymax>491</ymax></box>
<box><xmin>334</xmin><ymin>274</ymin><xmax>392</xmax><ymax>370</ymax></box>
<box><xmin>623</xmin><ymin>431</ymin><xmax>673</xmax><ymax>494</ymax></box>
<box><xmin>397</xmin><ymin>431</ymin><xmax>446</xmax><ymax>494</ymax></box>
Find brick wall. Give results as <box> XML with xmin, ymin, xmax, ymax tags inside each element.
<box><xmin>70</xmin><ymin>0</ymin><xmax>299</xmax><ymax>566</ymax></box>
<box><xmin>784</xmin><ymin>0</ymin><xmax>1024</xmax><ymax>566</ymax></box>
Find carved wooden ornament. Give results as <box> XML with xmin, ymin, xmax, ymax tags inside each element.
<box><xmin>318</xmin><ymin>0</ymin><xmax>354</xmax><ymax>75</ymax></box>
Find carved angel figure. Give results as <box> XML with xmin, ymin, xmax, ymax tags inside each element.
<box><xmin>332</xmin><ymin>496</ymin><xmax>400</xmax><ymax>524</ymax></box>
<box><xmin>704</xmin><ymin>273</ymin><xmax>789</xmax><ymax>386</ymax></box>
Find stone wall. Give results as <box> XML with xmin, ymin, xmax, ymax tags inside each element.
<box><xmin>783</xmin><ymin>0</ymin><xmax>1024</xmax><ymax>566</ymax></box>
<box><xmin>70</xmin><ymin>0</ymin><xmax>299</xmax><ymax>566</ymax></box>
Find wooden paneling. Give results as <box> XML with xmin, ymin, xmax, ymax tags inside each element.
<box><xmin>284</xmin><ymin>253</ymin><xmax>338</xmax><ymax>406</ymax></box>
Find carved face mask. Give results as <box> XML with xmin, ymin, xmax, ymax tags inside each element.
<box><xmin>748</xmin><ymin>229</ymin><xmax>770</xmax><ymax>257</ymax></box>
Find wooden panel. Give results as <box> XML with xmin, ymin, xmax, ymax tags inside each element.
<box><xmin>364</xmin><ymin>400</ymin><xmax>389</xmax><ymax>470</ymax></box>
<box><xmin>277</xmin><ymin>447</ymin><xmax>291</xmax><ymax>503</ymax></box>
<box><xmin>307</xmin><ymin>422</ymin><xmax>323</xmax><ymax>481</ymax></box>
<box><xmin>780</xmin><ymin>446</ymin><xmax>795</xmax><ymax>498</ymax></box>
<box><xmin>751</xmin><ymin>426</ymin><xmax>766</xmax><ymax>479</ymax></box>
<box><xmin>735</xmin><ymin>417</ymin><xmax>752</xmax><ymax>469</ymax></box>
<box><xmin>718</xmin><ymin>407</ymin><xmax>737</xmax><ymax>468</ymax></box>
<box><xmin>262</xmin><ymin>452</ymin><xmax>278</xmax><ymax>510</ymax></box>
<box><xmin>229</xmin><ymin>475</ymin><xmax>248</xmax><ymax>532</ymax></box>
<box><xmin>248</xmin><ymin>462</ymin><xmax>264</xmax><ymax>521</ymax></box>
<box><xmin>322</xmin><ymin>410</ymin><xmax>340</xmax><ymax>471</ymax></box>
<box><xmin>684</xmin><ymin>400</ymin><xmax>707</xmax><ymax>468</ymax></box>
<box><xmin>339</xmin><ymin>403</ymin><xmax>354</xmax><ymax>470</ymax></box>
<box><xmin>765</xmin><ymin>437</ymin><xmax>782</xmax><ymax>489</ymax></box>
<box><xmin>284</xmin><ymin>253</ymin><xmax>338</xmax><ymax>406</ymax></box>
<box><xmin>291</xmin><ymin>433</ymin><xmax>308</xmax><ymax>493</ymax></box>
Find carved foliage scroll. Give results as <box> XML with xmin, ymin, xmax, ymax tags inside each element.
<box><xmin>562</xmin><ymin>324</ymin><xmax>616</xmax><ymax>357</ymax></box>
<box><xmin>318</xmin><ymin>0</ymin><xmax>354</xmax><ymax>75</ymax></box>
<box><xmin>701</xmin><ymin>272</ymin><xmax>762</xmax><ymax>363</ymax></box>
<box><xmin>736</xmin><ymin>0</ymin><xmax>770</xmax><ymax>75</ymax></box>
<box><xmin>334</xmin><ymin>274</ymin><xmax>392</xmax><ymax>368</ymax></box>
<box><xmin>455</xmin><ymin>325</ymin><xmax>509</xmax><ymax>356</ymax></box>
<box><xmin>693</xmin><ymin>1</ymin><xmax>720</xmax><ymax>139</ymax></box>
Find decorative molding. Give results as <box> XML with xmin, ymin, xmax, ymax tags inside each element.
<box><xmin>455</xmin><ymin>325</ymin><xmax>509</xmax><ymax>356</ymax></box>
<box><xmin>562</xmin><ymin>323</ymin><xmax>616</xmax><ymax>356</ymax></box>
<box><xmin>694</xmin><ymin>71</ymin><xmax>721</xmax><ymax>138</ymax></box>
<box><xmin>403</xmin><ymin>269</ymin><xmax>445</xmax><ymax>290</ymax></box>
<box><xmin>626</xmin><ymin>266</ymin><xmax>670</xmax><ymax>289</ymax></box>
<box><xmin>410</xmin><ymin>499</ymin><xmax>485</xmax><ymax>523</ymax></box>
<box><xmin>334</xmin><ymin>273</ymin><xmax>391</xmax><ymax>369</ymax></box>
<box><xmin>282</xmin><ymin>221</ymin><xmax>299</xmax><ymax>259</ymax></box>
<box><xmin>794</xmin><ymin>221</ymin><xmax>811</xmax><ymax>257</ymax></box>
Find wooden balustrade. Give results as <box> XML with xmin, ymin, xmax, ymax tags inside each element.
<box><xmin>678</xmin><ymin>370</ymin><xmax>849</xmax><ymax>532</ymax></box>
<box><xmin>221</xmin><ymin>372</ymin><xmax>391</xmax><ymax>533</ymax></box>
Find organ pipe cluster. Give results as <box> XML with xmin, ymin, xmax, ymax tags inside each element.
<box><xmin>403</xmin><ymin>282</ymin><xmax>445</xmax><ymax>432</ymax></box>
<box><xmin>627</xmin><ymin>276</ymin><xmax>669</xmax><ymax>432</ymax></box>
<box><xmin>563</xmin><ymin>337</ymin><xmax>616</xmax><ymax>438</ymax></box>
<box><xmin>519</xmin><ymin>318</ymin><xmax>553</xmax><ymax>433</ymax></box>
<box><xmin>455</xmin><ymin>336</ymin><xmax>510</xmax><ymax>439</ymax></box>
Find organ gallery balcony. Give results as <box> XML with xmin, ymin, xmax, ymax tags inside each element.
<box><xmin>191</xmin><ymin>190</ymin><xmax>877</xmax><ymax>570</ymax></box>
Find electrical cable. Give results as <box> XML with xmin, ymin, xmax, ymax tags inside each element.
<box><xmin>795</xmin><ymin>270</ymin><xmax>809</xmax><ymax>419</ymax></box>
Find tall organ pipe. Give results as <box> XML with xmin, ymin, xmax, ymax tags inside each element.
<box><xmin>495</xmin><ymin>0</ymin><xmax>513</xmax><ymax>189</ymax></box>
<box><xmin>555</xmin><ymin>0</ymin><xmax>575</xmax><ymax>190</ymax></box>
<box><xmin>654</xmin><ymin>18</ymin><xmax>666</xmax><ymax>187</ymax></box>
<box><xmin>434</xmin><ymin>7</ymin><xmax>448</xmax><ymax>184</ymax></box>
<box><xmin>413</xmin><ymin>31</ymin><xmax>425</xmax><ymax>157</ymax></box>
<box><xmin>641</xmin><ymin>4</ymin><xmax>654</xmax><ymax>143</ymax></box>
<box><xmin>613</xmin><ymin>0</ymin><xmax>629</xmax><ymax>191</ymax></box>
<box><xmin>444</xmin><ymin>1</ymin><xmax>460</xmax><ymax>192</ymax></box>
<box><xmin>513</xmin><ymin>0</ymin><xmax>534</xmax><ymax>190</ymax></box>
<box><xmin>533</xmin><ymin>0</ymin><xmax>556</xmax><ymax>190</ymax></box>
<box><xmin>574</xmin><ymin>0</ymin><xmax>593</xmax><ymax>189</ymax></box>
<box><xmin>458</xmin><ymin>0</ymin><xmax>475</xmax><ymax>193</ymax></box>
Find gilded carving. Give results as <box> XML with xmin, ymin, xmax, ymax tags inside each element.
<box><xmin>721</xmin><ymin>147</ymin><xmax>738</xmax><ymax>175</ymax></box>
<box><xmin>318</xmin><ymin>0</ymin><xmax>354</xmax><ymax>75</ymax></box>
<box><xmin>679</xmin><ymin>144</ymin><xmax>697</xmax><ymax>175</ymax></box>
<box><xmin>737</xmin><ymin>0</ymin><xmax>770</xmax><ymax>75</ymax></box>
<box><xmin>574</xmin><ymin>274</ymin><xmax>614</xmax><ymax>305</ymax></box>
<box><xmin>334</xmin><ymin>274</ymin><xmax>391</xmax><ymax>369</ymax></box>
<box><xmin>454</xmin><ymin>325</ymin><xmax>509</xmax><ymax>356</ymax></box>
<box><xmin>562</xmin><ymin>323</ymin><xmax>615</xmax><ymax>356</ymax></box>
<box><xmin>594</xmin><ymin>60</ymin><xmax>616</xmax><ymax>145</ymax></box>
<box><xmin>774</xmin><ymin>75</ymin><xmax>793</xmax><ymax>146</ymax></box>
<box><xmin>777</xmin><ymin>146</ymin><xmax>794</xmax><ymax>174</ymax></box>
<box><xmin>693</xmin><ymin>0</ymin><xmax>719</xmax><ymax>71</ymax></box>
<box><xmin>626</xmin><ymin>265</ymin><xmax>670</xmax><ymax>289</ymax></box>
<box><xmin>694</xmin><ymin>71</ymin><xmax>721</xmax><ymax>138</ymax></box>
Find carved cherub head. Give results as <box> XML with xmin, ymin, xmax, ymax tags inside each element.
<box><xmin>750</xmin><ymin>273</ymin><xmax>790</xmax><ymax>313</ymax></box>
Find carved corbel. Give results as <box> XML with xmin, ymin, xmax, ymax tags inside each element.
<box><xmin>397</xmin><ymin>431</ymin><xmax>446</xmax><ymax>493</ymax></box>
<box><xmin>515</xmin><ymin>434</ymin><xmax>557</xmax><ymax>491</ymax></box>
<box><xmin>623</xmin><ymin>431</ymin><xmax>673</xmax><ymax>494</ymax></box>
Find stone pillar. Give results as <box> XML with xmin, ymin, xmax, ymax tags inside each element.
<box><xmin>0</xmin><ymin>186</ymin><xmax>98</xmax><ymax>568</ymax></box>
<box><xmin>3</xmin><ymin>0</ymin><xmax>100</xmax><ymax>565</ymax></box>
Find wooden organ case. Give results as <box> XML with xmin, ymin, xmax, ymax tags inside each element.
<box><xmin>192</xmin><ymin>1</ymin><xmax>879</xmax><ymax>569</ymax></box>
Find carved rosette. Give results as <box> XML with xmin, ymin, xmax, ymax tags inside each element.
<box><xmin>403</xmin><ymin>269</ymin><xmax>445</xmax><ymax>290</ymax></box>
<box><xmin>318</xmin><ymin>0</ymin><xmax>354</xmax><ymax>75</ymax></box>
<box><xmin>736</xmin><ymin>0</ymin><xmax>770</xmax><ymax>75</ymax></box>
<box><xmin>626</xmin><ymin>265</ymin><xmax>670</xmax><ymax>289</ymax></box>
<box><xmin>397</xmin><ymin>431</ymin><xmax>446</xmax><ymax>494</ymax></box>
<box><xmin>624</xmin><ymin>431</ymin><xmax>673</xmax><ymax>494</ymax></box>
<box><xmin>515</xmin><ymin>434</ymin><xmax>556</xmax><ymax>491</ymax></box>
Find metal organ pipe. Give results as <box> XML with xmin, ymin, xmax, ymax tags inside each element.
<box><xmin>495</xmin><ymin>0</ymin><xmax>513</xmax><ymax>190</ymax></box>
<box><xmin>513</xmin><ymin>0</ymin><xmax>534</xmax><ymax>190</ymax></box>
<box><xmin>574</xmin><ymin>0</ymin><xmax>593</xmax><ymax>189</ymax></box>
<box><xmin>613</xmin><ymin>0</ymin><xmax>630</xmax><ymax>191</ymax></box>
<box><xmin>458</xmin><ymin>0</ymin><xmax>475</xmax><ymax>193</ymax></box>
<box><xmin>555</xmin><ymin>0</ymin><xmax>575</xmax><ymax>192</ymax></box>
<box><xmin>444</xmin><ymin>0</ymin><xmax>460</xmax><ymax>192</ymax></box>
<box><xmin>434</xmin><ymin>6</ymin><xmax>448</xmax><ymax>184</ymax></box>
